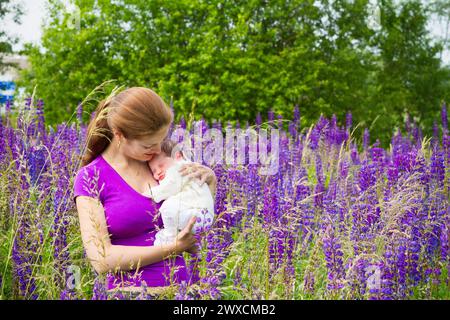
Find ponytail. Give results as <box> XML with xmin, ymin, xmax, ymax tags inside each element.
<box><xmin>81</xmin><ymin>99</ymin><xmax>113</xmax><ymax>167</ymax></box>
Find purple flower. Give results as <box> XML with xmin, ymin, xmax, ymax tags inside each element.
<box><xmin>293</xmin><ymin>105</ymin><xmax>300</xmax><ymax>124</ymax></box>
<box><xmin>92</xmin><ymin>277</ymin><xmax>108</xmax><ymax>300</ymax></box>
<box><xmin>346</xmin><ymin>112</ymin><xmax>352</xmax><ymax>130</ymax></box>
<box><xmin>322</xmin><ymin>226</ymin><xmax>345</xmax><ymax>293</ymax></box>
<box><xmin>268</xmin><ymin>109</ymin><xmax>274</xmax><ymax>122</ymax></box>
<box><xmin>76</xmin><ymin>102</ymin><xmax>83</xmax><ymax>124</ymax></box>
<box><xmin>363</xmin><ymin>128</ymin><xmax>370</xmax><ymax>150</ymax></box>
<box><xmin>358</xmin><ymin>160</ymin><xmax>377</xmax><ymax>192</ymax></box>
<box><xmin>442</xmin><ymin>102</ymin><xmax>448</xmax><ymax>133</ymax></box>
<box><xmin>255</xmin><ymin>112</ymin><xmax>262</xmax><ymax>126</ymax></box>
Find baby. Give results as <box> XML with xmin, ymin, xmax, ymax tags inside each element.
<box><xmin>144</xmin><ymin>139</ymin><xmax>215</xmax><ymax>246</ymax></box>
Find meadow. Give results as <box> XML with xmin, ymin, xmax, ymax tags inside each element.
<box><xmin>0</xmin><ymin>94</ymin><xmax>448</xmax><ymax>300</ymax></box>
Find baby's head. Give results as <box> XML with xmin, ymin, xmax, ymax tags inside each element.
<box><xmin>148</xmin><ymin>139</ymin><xmax>184</xmax><ymax>181</ymax></box>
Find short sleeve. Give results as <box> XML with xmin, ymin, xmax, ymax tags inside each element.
<box><xmin>73</xmin><ymin>165</ymin><xmax>105</xmax><ymax>205</ymax></box>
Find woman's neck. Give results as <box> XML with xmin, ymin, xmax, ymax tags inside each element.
<box><xmin>102</xmin><ymin>141</ymin><xmax>143</xmax><ymax>170</ymax></box>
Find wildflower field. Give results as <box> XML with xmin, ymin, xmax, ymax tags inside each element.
<box><xmin>0</xmin><ymin>96</ymin><xmax>448</xmax><ymax>300</ymax></box>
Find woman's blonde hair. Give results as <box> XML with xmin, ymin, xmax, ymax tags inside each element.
<box><xmin>81</xmin><ymin>87</ymin><xmax>173</xmax><ymax>167</ymax></box>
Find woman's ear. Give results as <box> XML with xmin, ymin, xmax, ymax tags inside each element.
<box><xmin>112</xmin><ymin>128</ymin><xmax>124</xmax><ymax>140</ymax></box>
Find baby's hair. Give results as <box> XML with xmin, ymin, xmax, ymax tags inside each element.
<box><xmin>160</xmin><ymin>139</ymin><xmax>184</xmax><ymax>158</ymax></box>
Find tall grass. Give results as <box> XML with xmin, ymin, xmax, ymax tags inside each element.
<box><xmin>0</xmin><ymin>92</ymin><xmax>448</xmax><ymax>300</ymax></box>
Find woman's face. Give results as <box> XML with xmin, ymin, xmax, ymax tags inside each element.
<box><xmin>118</xmin><ymin>125</ymin><xmax>170</xmax><ymax>162</ymax></box>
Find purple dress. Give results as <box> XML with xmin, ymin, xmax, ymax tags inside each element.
<box><xmin>72</xmin><ymin>154</ymin><xmax>188</xmax><ymax>290</ymax></box>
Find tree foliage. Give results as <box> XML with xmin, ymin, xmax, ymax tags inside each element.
<box><xmin>0</xmin><ymin>0</ymin><xmax>22</xmax><ymax>71</ymax></box>
<box><xmin>19</xmin><ymin>0</ymin><xmax>450</xmax><ymax>145</ymax></box>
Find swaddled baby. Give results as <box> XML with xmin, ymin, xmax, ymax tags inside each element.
<box><xmin>143</xmin><ymin>139</ymin><xmax>215</xmax><ymax>246</ymax></box>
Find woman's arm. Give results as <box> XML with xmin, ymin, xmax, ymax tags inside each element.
<box><xmin>178</xmin><ymin>163</ymin><xmax>217</xmax><ymax>198</ymax></box>
<box><xmin>76</xmin><ymin>196</ymin><xmax>197</xmax><ymax>274</ymax></box>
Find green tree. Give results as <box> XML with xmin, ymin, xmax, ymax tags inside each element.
<box><xmin>0</xmin><ymin>0</ymin><xmax>22</xmax><ymax>71</ymax></box>
<box><xmin>19</xmin><ymin>0</ymin><xmax>450</xmax><ymax>146</ymax></box>
<box><xmin>368</xmin><ymin>0</ymin><xmax>450</xmax><ymax>142</ymax></box>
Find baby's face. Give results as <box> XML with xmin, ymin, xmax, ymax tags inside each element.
<box><xmin>148</xmin><ymin>153</ymin><xmax>176</xmax><ymax>181</ymax></box>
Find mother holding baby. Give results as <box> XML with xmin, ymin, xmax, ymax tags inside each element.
<box><xmin>72</xmin><ymin>87</ymin><xmax>217</xmax><ymax>298</ymax></box>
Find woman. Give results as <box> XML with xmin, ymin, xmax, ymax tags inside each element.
<box><xmin>72</xmin><ymin>87</ymin><xmax>216</xmax><ymax>298</ymax></box>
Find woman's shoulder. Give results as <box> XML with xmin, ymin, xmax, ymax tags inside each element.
<box><xmin>75</xmin><ymin>154</ymin><xmax>106</xmax><ymax>177</ymax></box>
<box><xmin>73</xmin><ymin>155</ymin><xmax>108</xmax><ymax>202</ymax></box>
<box><xmin>73</xmin><ymin>155</ymin><xmax>108</xmax><ymax>188</ymax></box>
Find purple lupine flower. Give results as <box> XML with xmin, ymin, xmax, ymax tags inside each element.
<box><xmin>443</xmin><ymin>133</ymin><xmax>450</xmax><ymax>168</ymax></box>
<box><xmin>294</xmin><ymin>177</ymin><xmax>315</xmax><ymax>236</ymax></box>
<box><xmin>5</xmin><ymin>99</ymin><xmax>12</xmax><ymax>115</ymax></box>
<box><xmin>386</xmin><ymin>164</ymin><xmax>399</xmax><ymax>189</ymax></box>
<box><xmin>430</xmin><ymin>149</ymin><xmax>445</xmax><ymax>184</ymax></box>
<box><xmin>339</xmin><ymin>158</ymin><xmax>349</xmax><ymax>180</ymax></box>
<box><xmin>303</xmin><ymin>270</ymin><xmax>315</xmax><ymax>294</ymax></box>
<box><xmin>380</xmin><ymin>248</ymin><xmax>395</xmax><ymax>299</ymax></box>
<box><xmin>24</xmin><ymin>97</ymin><xmax>32</xmax><ymax>109</ymax></box>
<box><xmin>407</xmin><ymin>234</ymin><xmax>422</xmax><ymax>285</ymax></box>
<box><xmin>246</xmin><ymin>164</ymin><xmax>260</xmax><ymax>219</ymax></box>
<box><xmin>76</xmin><ymin>102</ymin><xmax>83</xmax><ymax>124</ymax></box>
<box><xmin>293</xmin><ymin>105</ymin><xmax>300</xmax><ymax>124</ymax></box>
<box><xmin>322</xmin><ymin>225</ymin><xmax>345</xmax><ymax>292</ymax></box>
<box><xmin>309</xmin><ymin>126</ymin><xmax>320</xmax><ymax>150</ymax></box>
<box><xmin>0</xmin><ymin>115</ymin><xmax>5</xmax><ymax>161</ymax></box>
<box><xmin>288</xmin><ymin>121</ymin><xmax>297</xmax><ymax>139</ymax></box>
<box><xmin>179</xmin><ymin>115</ymin><xmax>186</xmax><ymax>130</ymax></box>
<box><xmin>367</xmin><ymin>260</ymin><xmax>384</xmax><ymax>300</ymax></box>
<box><xmin>277</xmin><ymin>114</ymin><xmax>283</xmax><ymax>130</ymax></box>
<box><xmin>440</xmin><ymin>220</ymin><xmax>450</xmax><ymax>286</ymax></box>
<box><xmin>350</xmin><ymin>143</ymin><xmax>360</xmax><ymax>165</ymax></box>
<box><xmin>346</xmin><ymin>112</ymin><xmax>352</xmax><ymax>130</ymax></box>
<box><xmin>27</xmin><ymin>145</ymin><xmax>47</xmax><ymax>186</ymax></box>
<box><xmin>35</xmin><ymin>99</ymin><xmax>46</xmax><ymax>141</ymax></box>
<box><xmin>363</xmin><ymin>128</ymin><xmax>370</xmax><ymax>150</ymax></box>
<box><xmin>12</xmin><ymin>235</ymin><xmax>38</xmax><ymax>299</ymax></box>
<box><xmin>262</xmin><ymin>175</ymin><xmax>279</xmax><ymax>225</ymax></box>
<box><xmin>256</xmin><ymin>112</ymin><xmax>262</xmax><ymax>127</ymax></box>
<box><xmin>370</xmin><ymin>140</ymin><xmax>384</xmax><ymax>169</ymax></box>
<box><xmin>175</xmin><ymin>281</ymin><xmax>196</xmax><ymax>300</ymax></box>
<box><xmin>268</xmin><ymin>109</ymin><xmax>274</xmax><ymax>122</ymax></box>
<box><xmin>331</xmin><ymin>114</ymin><xmax>337</xmax><ymax>129</ymax></box>
<box><xmin>314</xmin><ymin>154</ymin><xmax>325</xmax><ymax>208</ymax></box>
<box><xmin>11</xmin><ymin>193</ymin><xmax>39</xmax><ymax>299</ymax></box>
<box><xmin>60</xmin><ymin>289</ymin><xmax>79</xmax><ymax>300</ymax></box>
<box><xmin>412</xmin><ymin>124</ymin><xmax>420</xmax><ymax>145</ymax></box>
<box><xmin>92</xmin><ymin>277</ymin><xmax>108</xmax><ymax>300</ymax></box>
<box><xmin>358</xmin><ymin>160</ymin><xmax>377</xmax><ymax>192</ymax></box>
<box><xmin>396</xmin><ymin>240</ymin><xmax>407</xmax><ymax>297</ymax></box>
<box><xmin>348</xmin><ymin>258</ymin><xmax>368</xmax><ymax>298</ymax></box>
<box><xmin>442</xmin><ymin>102</ymin><xmax>448</xmax><ymax>133</ymax></box>
<box><xmin>233</xmin><ymin>266</ymin><xmax>242</xmax><ymax>288</ymax></box>
<box><xmin>440</xmin><ymin>224</ymin><xmax>449</xmax><ymax>263</ymax></box>
<box><xmin>432</xmin><ymin>120</ymin><xmax>439</xmax><ymax>146</ymax></box>
<box><xmin>52</xmin><ymin>175</ymin><xmax>71</xmax><ymax>288</ymax></box>
<box><xmin>324</xmin><ymin>115</ymin><xmax>337</xmax><ymax>146</ymax></box>
<box><xmin>228</xmin><ymin>168</ymin><xmax>244</xmax><ymax>227</ymax></box>
<box><xmin>268</xmin><ymin>228</ymin><xmax>280</xmax><ymax>274</ymax></box>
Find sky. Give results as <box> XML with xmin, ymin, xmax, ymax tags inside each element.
<box><xmin>2</xmin><ymin>0</ymin><xmax>450</xmax><ymax>66</ymax></box>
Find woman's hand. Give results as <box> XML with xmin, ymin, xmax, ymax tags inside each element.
<box><xmin>178</xmin><ymin>162</ymin><xmax>217</xmax><ymax>196</ymax></box>
<box><xmin>173</xmin><ymin>216</ymin><xmax>199</xmax><ymax>255</ymax></box>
